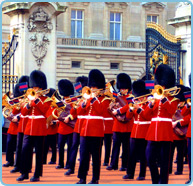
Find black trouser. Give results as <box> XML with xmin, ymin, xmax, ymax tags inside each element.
<box><xmin>169</xmin><ymin>140</ymin><xmax>186</xmax><ymax>173</ymax></box>
<box><xmin>146</xmin><ymin>141</ymin><xmax>171</xmax><ymax>184</ymax></box>
<box><xmin>187</xmin><ymin>138</ymin><xmax>191</xmax><ymax>180</ymax></box>
<box><xmin>69</xmin><ymin>132</ymin><xmax>80</xmax><ymax>172</ymax></box>
<box><xmin>14</xmin><ymin>132</ymin><xmax>32</xmax><ymax>171</ymax></box>
<box><xmin>110</xmin><ymin>132</ymin><xmax>130</xmax><ymax>169</ymax></box>
<box><xmin>78</xmin><ymin>136</ymin><xmax>102</xmax><ymax>181</ymax></box>
<box><xmin>127</xmin><ymin>138</ymin><xmax>147</xmax><ymax>178</ymax></box>
<box><xmin>183</xmin><ymin>139</ymin><xmax>188</xmax><ymax>160</ymax></box>
<box><xmin>6</xmin><ymin>133</ymin><xmax>17</xmax><ymax>164</ymax></box>
<box><xmin>20</xmin><ymin>135</ymin><xmax>45</xmax><ymax>178</ymax></box>
<box><xmin>43</xmin><ymin>134</ymin><xmax>57</xmax><ymax>164</ymax></box>
<box><xmin>103</xmin><ymin>134</ymin><xmax>113</xmax><ymax>165</ymax></box>
<box><xmin>58</xmin><ymin>133</ymin><xmax>73</xmax><ymax>167</ymax></box>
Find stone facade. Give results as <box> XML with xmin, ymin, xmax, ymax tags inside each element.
<box><xmin>168</xmin><ymin>2</ymin><xmax>191</xmax><ymax>87</ymax></box>
<box><xmin>2</xmin><ymin>2</ymin><xmax>178</xmax><ymax>88</ymax></box>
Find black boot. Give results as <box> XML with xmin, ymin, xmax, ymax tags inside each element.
<box><xmin>55</xmin><ymin>165</ymin><xmax>64</xmax><ymax>169</ymax></box>
<box><xmin>10</xmin><ymin>167</ymin><xmax>20</xmax><ymax>173</ymax></box>
<box><xmin>64</xmin><ymin>169</ymin><xmax>74</xmax><ymax>175</ymax></box>
<box><xmin>88</xmin><ymin>180</ymin><xmax>99</xmax><ymax>184</ymax></box>
<box><xmin>16</xmin><ymin>174</ymin><xmax>29</xmax><ymax>181</ymax></box>
<box><xmin>76</xmin><ymin>179</ymin><xmax>86</xmax><ymax>184</ymax></box>
<box><xmin>30</xmin><ymin>176</ymin><xmax>40</xmax><ymax>182</ymax></box>
<box><xmin>3</xmin><ymin>162</ymin><xmax>13</xmax><ymax>167</ymax></box>
<box><xmin>106</xmin><ymin>165</ymin><xmax>118</xmax><ymax>170</ymax></box>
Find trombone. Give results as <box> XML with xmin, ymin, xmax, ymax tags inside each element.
<box><xmin>64</xmin><ymin>86</ymin><xmax>92</xmax><ymax>105</ymax></box>
<box><xmin>133</xmin><ymin>85</ymin><xmax>181</xmax><ymax>105</ymax></box>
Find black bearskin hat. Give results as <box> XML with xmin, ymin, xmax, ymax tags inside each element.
<box><xmin>76</xmin><ymin>76</ymin><xmax>88</xmax><ymax>88</ymax></box>
<box><xmin>88</xmin><ymin>69</ymin><xmax>105</xmax><ymax>89</ymax></box>
<box><xmin>58</xmin><ymin>79</ymin><xmax>74</xmax><ymax>97</ymax></box>
<box><xmin>19</xmin><ymin>75</ymin><xmax>29</xmax><ymax>85</ymax></box>
<box><xmin>29</xmin><ymin>70</ymin><xmax>47</xmax><ymax>90</ymax></box>
<box><xmin>175</xmin><ymin>85</ymin><xmax>190</xmax><ymax>102</ymax></box>
<box><xmin>189</xmin><ymin>73</ymin><xmax>191</xmax><ymax>88</ymax></box>
<box><xmin>46</xmin><ymin>88</ymin><xmax>61</xmax><ymax>100</ymax></box>
<box><xmin>117</xmin><ymin>73</ymin><xmax>131</xmax><ymax>90</ymax></box>
<box><xmin>13</xmin><ymin>84</ymin><xmax>23</xmax><ymax>98</ymax></box>
<box><xmin>18</xmin><ymin>75</ymin><xmax>29</xmax><ymax>94</ymax></box>
<box><xmin>155</xmin><ymin>64</ymin><xmax>175</xmax><ymax>89</ymax></box>
<box><xmin>132</xmin><ymin>80</ymin><xmax>150</xmax><ymax>97</ymax></box>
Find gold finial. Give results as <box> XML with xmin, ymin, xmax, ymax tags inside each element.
<box><xmin>8</xmin><ymin>35</ymin><xmax>11</xmax><ymax>42</ymax></box>
<box><xmin>4</xmin><ymin>42</ymin><xmax>8</xmax><ymax>49</ymax></box>
<box><xmin>13</xmin><ymin>28</ymin><xmax>16</xmax><ymax>35</ymax></box>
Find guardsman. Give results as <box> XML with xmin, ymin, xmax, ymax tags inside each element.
<box><xmin>10</xmin><ymin>76</ymin><xmax>31</xmax><ymax>173</ymax></box>
<box><xmin>101</xmin><ymin>88</ymin><xmax>114</xmax><ymax>167</ymax></box>
<box><xmin>173</xmin><ymin>73</ymin><xmax>191</xmax><ymax>184</ymax></box>
<box><xmin>16</xmin><ymin>70</ymin><xmax>50</xmax><ymax>182</ymax></box>
<box><xmin>123</xmin><ymin>79</ymin><xmax>151</xmax><ymax>180</ymax></box>
<box><xmin>169</xmin><ymin>85</ymin><xmax>190</xmax><ymax>175</ymax></box>
<box><xmin>65</xmin><ymin>76</ymin><xmax>88</xmax><ymax>176</ymax></box>
<box><xmin>55</xmin><ymin>79</ymin><xmax>74</xmax><ymax>169</ymax></box>
<box><xmin>144</xmin><ymin>64</ymin><xmax>179</xmax><ymax>184</ymax></box>
<box><xmin>3</xmin><ymin>84</ymin><xmax>22</xmax><ymax>168</ymax></box>
<box><xmin>43</xmin><ymin>88</ymin><xmax>60</xmax><ymax>165</ymax></box>
<box><xmin>77</xmin><ymin>69</ymin><xmax>105</xmax><ymax>184</ymax></box>
<box><xmin>106</xmin><ymin>73</ymin><xmax>133</xmax><ymax>171</ymax></box>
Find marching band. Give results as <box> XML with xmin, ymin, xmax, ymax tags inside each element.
<box><xmin>2</xmin><ymin>65</ymin><xmax>191</xmax><ymax>184</ymax></box>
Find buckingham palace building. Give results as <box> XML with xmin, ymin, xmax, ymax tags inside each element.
<box><xmin>2</xmin><ymin>2</ymin><xmax>190</xmax><ymax>90</ymax></box>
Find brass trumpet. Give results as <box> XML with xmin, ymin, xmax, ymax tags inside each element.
<box><xmin>2</xmin><ymin>92</ymin><xmax>12</xmax><ymax>107</ymax></box>
<box><xmin>187</xmin><ymin>98</ymin><xmax>191</xmax><ymax>105</ymax></box>
<box><xmin>26</xmin><ymin>88</ymin><xmax>50</xmax><ymax>100</ymax></box>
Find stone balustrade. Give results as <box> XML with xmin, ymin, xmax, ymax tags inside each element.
<box><xmin>57</xmin><ymin>38</ymin><xmax>145</xmax><ymax>49</ymax></box>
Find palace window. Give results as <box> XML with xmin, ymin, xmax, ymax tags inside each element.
<box><xmin>147</xmin><ymin>15</ymin><xmax>158</xmax><ymax>24</ymax></box>
<box><xmin>72</xmin><ymin>61</ymin><xmax>81</xmax><ymax>68</ymax></box>
<box><xmin>110</xmin><ymin>12</ymin><xmax>122</xmax><ymax>40</ymax></box>
<box><xmin>71</xmin><ymin>10</ymin><xmax>84</xmax><ymax>38</ymax></box>
<box><xmin>110</xmin><ymin>63</ymin><xmax>119</xmax><ymax>70</ymax></box>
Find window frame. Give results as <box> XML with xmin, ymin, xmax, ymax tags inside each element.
<box><xmin>71</xmin><ymin>60</ymin><xmax>82</xmax><ymax>69</ymax></box>
<box><xmin>147</xmin><ymin>15</ymin><xmax>159</xmax><ymax>24</ymax></box>
<box><xmin>109</xmin><ymin>12</ymin><xmax>122</xmax><ymax>40</ymax></box>
<box><xmin>71</xmin><ymin>9</ymin><xmax>84</xmax><ymax>38</ymax></box>
<box><xmin>110</xmin><ymin>62</ymin><xmax>120</xmax><ymax>70</ymax></box>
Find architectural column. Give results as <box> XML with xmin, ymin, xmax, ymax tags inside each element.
<box><xmin>89</xmin><ymin>2</ymin><xmax>104</xmax><ymax>39</ymax></box>
<box><xmin>3</xmin><ymin>2</ymin><xmax>67</xmax><ymax>88</ymax></box>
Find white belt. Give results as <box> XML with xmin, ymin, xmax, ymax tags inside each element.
<box><xmin>152</xmin><ymin>117</ymin><xmax>172</xmax><ymax>122</ymax></box>
<box><xmin>103</xmin><ymin>117</ymin><xmax>113</xmax><ymax>120</ymax></box>
<box><xmin>134</xmin><ymin>121</ymin><xmax>151</xmax><ymax>125</ymax></box>
<box><xmin>20</xmin><ymin>115</ymin><xmax>29</xmax><ymax>118</ymax></box>
<box><xmin>28</xmin><ymin>115</ymin><xmax>45</xmax><ymax>119</ymax></box>
<box><xmin>77</xmin><ymin>115</ymin><xmax>104</xmax><ymax>120</ymax></box>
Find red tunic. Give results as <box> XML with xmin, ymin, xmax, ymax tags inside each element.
<box><xmin>180</xmin><ymin>105</ymin><xmax>191</xmax><ymax>138</ymax></box>
<box><xmin>101</xmin><ymin>97</ymin><xmax>113</xmax><ymax>134</ymax></box>
<box><xmin>7</xmin><ymin>107</ymin><xmax>20</xmax><ymax>135</ymax></box>
<box><xmin>112</xmin><ymin>94</ymin><xmax>134</xmax><ymax>133</ymax></box>
<box><xmin>127</xmin><ymin>103</ymin><xmax>151</xmax><ymax>139</ymax></box>
<box><xmin>22</xmin><ymin>96</ymin><xmax>50</xmax><ymax>136</ymax></box>
<box><xmin>172</xmin><ymin>109</ymin><xmax>187</xmax><ymax>141</ymax></box>
<box><xmin>75</xmin><ymin>102</ymin><xmax>86</xmax><ymax>134</ymax></box>
<box><xmin>57</xmin><ymin>103</ymin><xmax>74</xmax><ymax>135</ymax></box>
<box><xmin>45</xmin><ymin>106</ymin><xmax>58</xmax><ymax>135</ymax></box>
<box><xmin>17</xmin><ymin>106</ymin><xmax>28</xmax><ymax>133</ymax></box>
<box><xmin>80</xmin><ymin>96</ymin><xmax>104</xmax><ymax>137</ymax></box>
<box><xmin>145</xmin><ymin>97</ymin><xmax>179</xmax><ymax>142</ymax></box>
